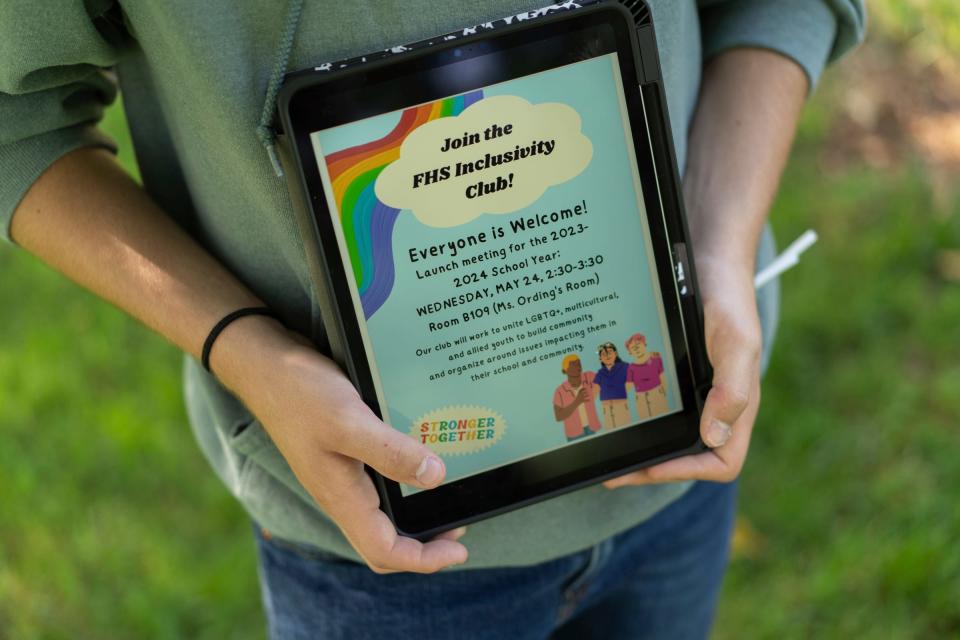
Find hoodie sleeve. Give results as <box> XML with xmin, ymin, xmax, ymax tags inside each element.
<box><xmin>697</xmin><ymin>0</ymin><xmax>867</xmax><ymax>91</ymax></box>
<box><xmin>0</xmin><ymin>0</ymin><xmax>122</xmax><ymax>243</ymax></box>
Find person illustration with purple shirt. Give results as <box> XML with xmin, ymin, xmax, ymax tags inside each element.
<box><xmin>552</xmin><ymin>354</ymin><xmax>602</xmax><ymax>442</ymax></box>
<box><xmin>594</xmin><ymin>342</ymin><xmax>631</xmax><ymax>429</ymax></box>
<box><xmin>625</xmin><ymin>333</ymin><xmax>669</xmax><ymax>419</ymax></box>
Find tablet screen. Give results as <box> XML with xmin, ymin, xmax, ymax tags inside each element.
<box><xmin>309</xmin><ymin>51</ymin><xmax>683</xmax><ymax>494</ymax></box>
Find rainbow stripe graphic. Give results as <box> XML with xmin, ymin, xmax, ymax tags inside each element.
<box><xmin>325</xmin><ymin>90</ymin><xmax>484</xmax><ymax>319</ymax></box>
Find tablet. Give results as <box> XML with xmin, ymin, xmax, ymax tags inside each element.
<box><xmin>277</xmin><ymin>0</ymin><xmax>712</xmax><ymax>538</ymax></box>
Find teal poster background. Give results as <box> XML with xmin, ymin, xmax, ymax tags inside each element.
<box><xmin>312</xmin><ymin>54</ymin><xmax>683</xmax><ymax>491</ymax></box>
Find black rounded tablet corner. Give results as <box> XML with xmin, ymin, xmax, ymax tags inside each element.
<box><xmin>276</xmin><ymin>75</ymin><xmax>311</xmax><ymax>137</ymax></box>
<box><xmin>595</xmin><ymin>0</ymin><xmax>639</xmax><ymax>22</ymax></box>
<box><xmin>610</xmin><ymin>0</ymin><xmax>660</xmax><ymax>85</ymax></box>
<box><xmin>369</xmin><ymin>469</ymin><xmax>431</xmax><ymax>540</ymax></box>
<box><xmin>394</xmin><ymin>517</ymin><xmax>462</xmax><ymax>544</ymax></box>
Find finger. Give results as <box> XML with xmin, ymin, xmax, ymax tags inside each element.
<box><xmin>375</xmin><ymin>531</ymin><xmax>469</xmax><ymax>574</ymax></box>
<box><xmin>606</xmin><ymin>389</ymin><xmax>758</xmax><ymax>488</ymax></box>
<box><xmin>318</xmin><ymin>460</ymin><xmax>468</xmax><ymax>574</ymax></box>
<box><xmin>701</xmin><ymin>341</ymin><xmax>756</xmax><ymax>448</ymax></box>
<box><xmin>603</xmin><ymin>467</ymin><xmax>653</xmax><ymax>488</ymax></box>
<box><xmin>331</xmin><ymin>400</ymin><xmax>447</xmax><ymax>489</ymax></box>
<box><xmin>337</xmin><ymin>491</ymin><xmax>467</xmax><ymax>573</ymax></box>
<box><xmin>606</xmin><ymin>451</ymin><xmax>731</xmax><ymax>487</ymax></box>
<box><xmin>432</xmin><ymin>527</ymin><xmax>468</xmax><ymax>542</ymax></box>
<box><xmin>357</xmin><ymin>519</ymin><xmax>469</xmax><ymax>575</ymax></box>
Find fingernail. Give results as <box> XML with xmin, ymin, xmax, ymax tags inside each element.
<box><xmin>416</xmin><ymin>456</ymin><xmax>443</xmax><ymax>485</ymax></box>
<box><xmin>705</xmin><ymin>419</ymin><xmax>732</xmax><ymax>448</ymax></box>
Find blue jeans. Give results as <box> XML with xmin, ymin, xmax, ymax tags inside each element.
<box><xmin>254</xmin><ymin>479</ymin><xmax>737</xmax><ymax>640</ymax></box>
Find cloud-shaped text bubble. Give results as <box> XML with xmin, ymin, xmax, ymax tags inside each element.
<box><xmin>376</xmin><ymin>95</ymin><xmax>593</xmax><ymax>228</ymax></box>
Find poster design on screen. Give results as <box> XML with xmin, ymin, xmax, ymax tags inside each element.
<box><xmin>312</xmin><ymin>54</ymin><xmax>682</xmax><ymax>491</ymax></box>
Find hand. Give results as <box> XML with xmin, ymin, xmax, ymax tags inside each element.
<box><xmin>218</xmin><ymin>321</ymin><xmax>468</xmax><ymax>574</ymax></box>
<box><xmin>576</xmin><ymin>388</ymin><xmax>590</xmax><ymax>404</ymax></box>
<box><xmin>603</xmin><ymin>49</ymin><xmax>805</xmax><ymax>488</ymax></box>
<box><xmin>606</xmin><ymin>261</ymin><xmax>761</xmax><ymax>488</ymax></box>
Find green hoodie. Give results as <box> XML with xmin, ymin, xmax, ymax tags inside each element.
<box><xmin>0</xmin><ymin>0</ymin><xmax>863</xmax><ymax>567</ymax></box>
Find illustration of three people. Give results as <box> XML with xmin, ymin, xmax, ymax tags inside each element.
<box><xmin>552</xmin><ymin>333</ymin><xmax>668</xmax><ymax>442</ymax></box>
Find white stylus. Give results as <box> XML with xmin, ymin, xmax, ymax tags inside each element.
<box><xmin>754</xmin><ymin>229</ymin><xmax>818</xmax><ymax>289</ymax></box>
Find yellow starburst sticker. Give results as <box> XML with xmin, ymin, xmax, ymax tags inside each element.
<box><xmin>411</xmin><ymin>406</ymin><xmax>506</xmax><ymax>456</ymax></box>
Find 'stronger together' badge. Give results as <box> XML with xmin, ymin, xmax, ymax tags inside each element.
<box><xmin>412</xmin><ymin>406</ymin><xmax>507</xmax><ymax>456</ymax></box>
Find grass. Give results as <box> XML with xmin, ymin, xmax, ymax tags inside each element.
<box><xmin>712</xmin><ymin>34</ymin><xmax>960</xmax><ymax>634</ymax></box>
<box><xmin>2</xmin><ymin>47</ymin><xmax>959</xmax><ymax>640</ymax></box>
<box><xmin>715</xmin><ymin>137</ymin><xmax>960</xmax><ymax>639</ymax></box>
<box><xmin>0</xmin><ymin>109</ymin><xmax>263</xmax><ymax>638</ymax></box>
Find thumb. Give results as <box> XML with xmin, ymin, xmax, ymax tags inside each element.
<box><xmin>335</xmin><ymin>403</ymin><xmax>447</xmax><ymax>490</ymax></box>
<box><xmin>700</xmin><ymin>340</ymin><xmax>756</xmax><ymax>448</ymax></box>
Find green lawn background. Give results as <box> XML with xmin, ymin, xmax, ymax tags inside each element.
<box><xmin>1</xmin><ymin>7</ymin><xmax>959</xmax><ymax>639</ymax></box>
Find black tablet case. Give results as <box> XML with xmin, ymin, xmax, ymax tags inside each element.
<box><xmin>274</xmin><ymin>2</ymin><xmax>712</xmax><ymax>535</ymax></box>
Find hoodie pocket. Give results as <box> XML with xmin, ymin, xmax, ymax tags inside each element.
<box><xmin>230</xmin><ymin>416</ymin><xmax>272</xmax><ymax>458</ymax></box>
<box><xmin>228</xmin><ymin>416</ymin><xmax>275</xmax><ymax>498</ymax></box>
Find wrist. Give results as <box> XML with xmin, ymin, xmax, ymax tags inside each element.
<box><xmin>207</xmin><ymin>314</ymin><xmax>307</xmax><ymax>397</ymax></box>
<box><xmin>693</xmin><ymin>237</ymin><xmax>755</xmax><ymax>265</ymax></box>
<box><xmin>686</xmin><ymin>208</ymin><xmax>762</xmax><ymax>281</ymax></box>
<box><xmin>694</xmin><ymin>254</ymin><xmax>755</xmax><ymax>300</ymax></box>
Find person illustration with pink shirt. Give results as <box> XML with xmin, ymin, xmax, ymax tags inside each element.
<box><xmin>552</xmin><ymin>354</ymin><xmax>601</xmax><ymax>442</ymax></box>
<box><xmin>625</xmin><ymin>333</ymin><xmax>669</xmax><ymax>419</ymax></box>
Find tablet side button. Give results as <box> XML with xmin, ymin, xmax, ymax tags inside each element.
<box><xmin>673</xmin><ymin>243</ymin><xmax>693</xmax><ymax>298</ymax></box>
<box><xmin>635</xmin><ymin>24</ymin><xmax>660</xmax><ymax>85</ymax></box>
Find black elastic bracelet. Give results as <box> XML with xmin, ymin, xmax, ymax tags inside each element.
<box><xmin>202</xmin><ymin>307</ymin><xmax>281</xmax><ymax>373</ymax></box>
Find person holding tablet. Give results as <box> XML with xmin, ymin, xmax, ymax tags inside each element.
<box><xmin>1</xmin><ymin>1</ymin><xmax>864</xmax><ymax>638</ymax></box>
